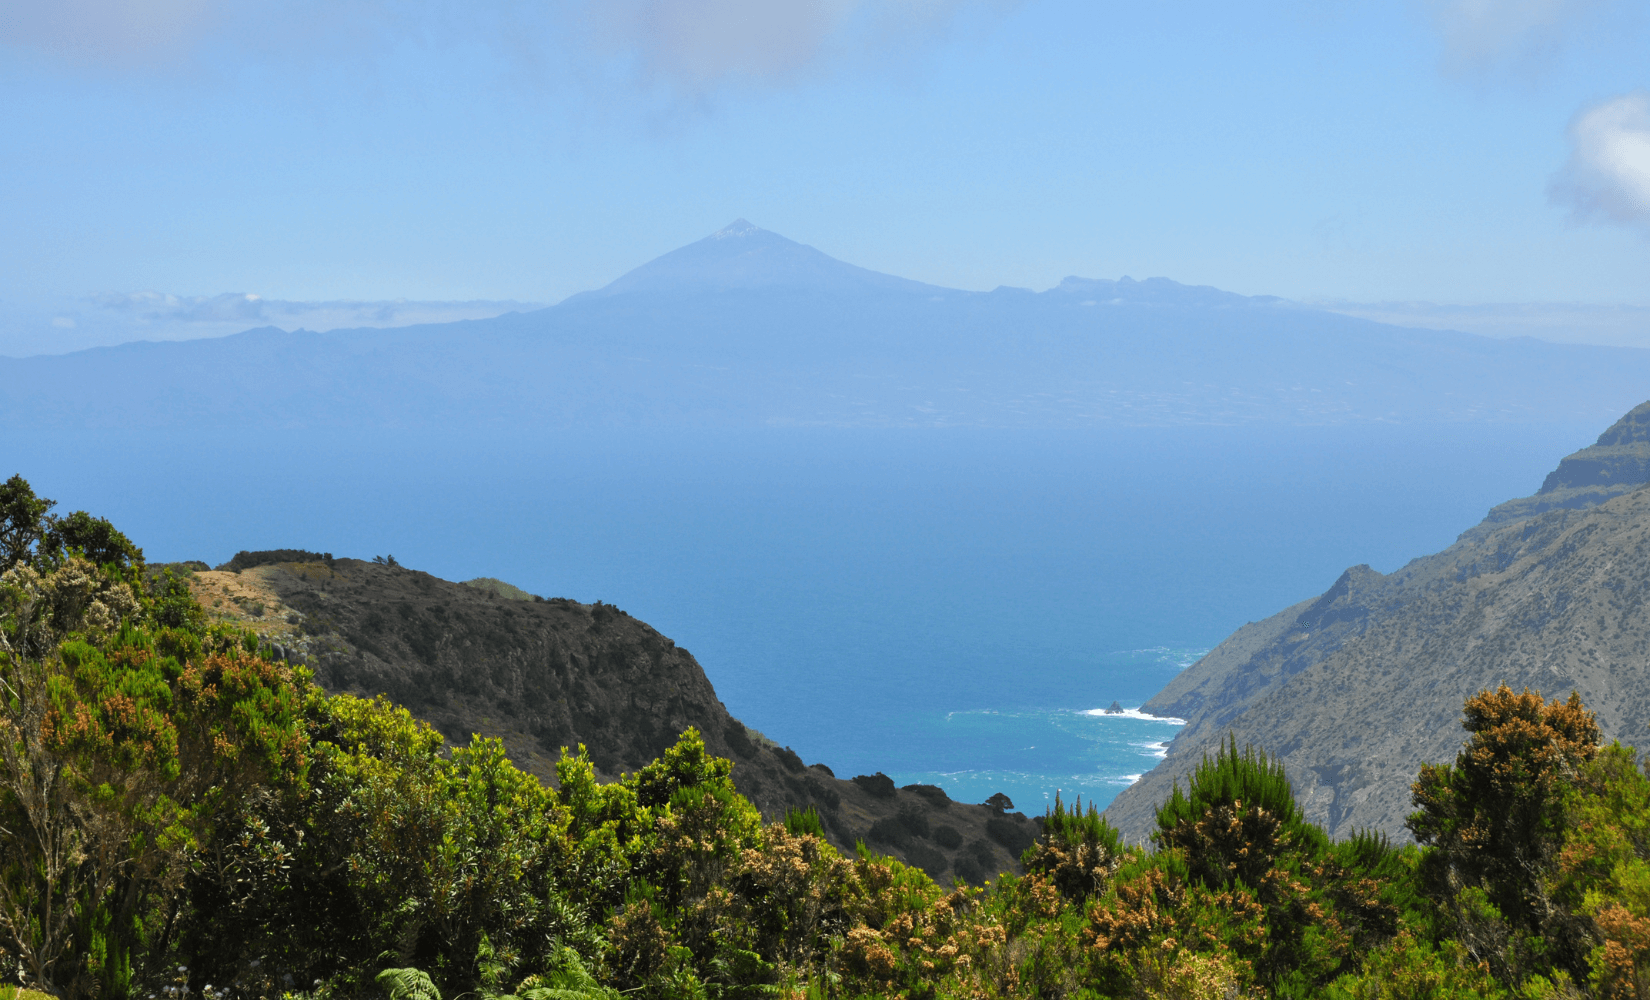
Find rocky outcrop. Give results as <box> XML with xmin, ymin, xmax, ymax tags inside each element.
<box><xmin>1464</xmin><ymin>401</ymin><xmax>1650</xmax><ymax>539</ymax></box>
<box><xmin>1543</xmin><ymin>400</ymin><xmax>1650</xmax><ymax>491</ymax></box>
<box><xmin>1106</xmin><ymin>400</ymin><xmax>1650</xmax><ymax>843</ymax></box>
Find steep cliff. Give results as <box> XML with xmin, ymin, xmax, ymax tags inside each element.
<box><xmin>1106</xmin><ymin>401</ymin><xmax>1650</xmax><ymax>842</ymax></box>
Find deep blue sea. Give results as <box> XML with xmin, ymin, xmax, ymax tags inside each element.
<box><xmin>5</xmin><ymin>422</ymin><xmax>1598</xmax><ymax>813</ymax></box>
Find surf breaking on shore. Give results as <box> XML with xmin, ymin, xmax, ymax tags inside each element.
<box><xmin>1080</xmin><ymin>706</ymin><xmax>1186</xmax><ymax>724</ymax></box>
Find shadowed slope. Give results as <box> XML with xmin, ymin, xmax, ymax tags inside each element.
<box><xmin>210</xmin><ymin>558</ymin><xmax>1035</xmax><ymax>884</ymax></box>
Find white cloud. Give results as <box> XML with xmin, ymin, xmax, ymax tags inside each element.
<box><xmin>1550</xmin><ymin>92</ymin><xmax>1650</xmax><ymax>228</ymax></box>
<box><xmin>1</xmin><ymin>0</ymin><xmax>980</xmax><ymax>91</ymax></box>
<box><xmin>1312</xmin><ymin>300</ymin><xmax>1650</xmax><ymax>348</ymax></box>
<box><xmin>0</xmin><ymin>0</ymin><xmax>215</xmax><ymax>61</ymax></box>
<box><xmin>1428</xmin><ymin>0</ymin><xmax>1604</xmax><ymax>69</ymax></box>
<box><xmin>0</xmin><ymin>292</ymin><xmax>546</xmax><ymax>358</ymax></box>
<box><xmin>88</xmin><ymin>291</ymin><xmax>543</xmax><ymax>329</ymax></box>
<box><xmin>595</xmin><ymin>0</ymin><xmax>859</xmax><ymax>85</ymax></box>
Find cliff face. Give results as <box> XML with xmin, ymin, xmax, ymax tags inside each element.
<box><xmin>1466</xmin><ymin>401</ymin><xmax>1650</xmax><ymax>536</ymax></box>
<box><xmin>197</xmin><ymin>560</ymin><xmax>1034</xmax><ymax>884</ymax></box>
<box><xmin>1543</xmin><ymin>400</ymin><xmax>1650</xmax><ymax>491</ymax></box>
<box><xmin>1105</xmin><ymin>401</ymin><xmax>1650</xmax><ymax>843</ymax></box>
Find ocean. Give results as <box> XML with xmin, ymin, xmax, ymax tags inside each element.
<box><xmin>5</xmin><ymin>421</ymin><xmax>1598</xmax><ymax>815</ymax></box>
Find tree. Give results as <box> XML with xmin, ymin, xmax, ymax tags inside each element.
<box><xmin>0</xmin><ymin>474</ymin><xmax>54</xmax><ymax>572</ymax></box>
<box><xmin>0</xmin><ymin>508</ymin><xmax>307</xmax><ymax>998</ymax></box>
<box><xmin>1150</xmin><ymin>735</ymin><xmax>1370</xmax><ymax>993</ymax></box>
<box><xmin>180</xmin><ymin>693</ymin><xmax>575</xmax><ymax>995</ymax></box>
<box><xmin>44</xmin><ymin>510</ymin><xmax>143</xmax><ymax>570</ymax></box>
<box><xmin>0</xmin><ymin>556</ymin><xmax>140</xmax><ymax>662</ymax></box>
<box><xmin>1408</xmin><ymin>686</ymin><xmax>1601</xmax><ymax>984</ymax></box>
<box><xmin>0</xmin><ymin>620</ymin><xmax>309</xmax><ymax>996</ymax></box>
<box><xmin>1547</xmin><ymin>743</ymin><xmax>1650</xmax><ymax>999</ymax></box>
<box><xmin>1409</xmin><ymin>687</ymin><xmax>1599</xmax><ymax>927</ymax></box>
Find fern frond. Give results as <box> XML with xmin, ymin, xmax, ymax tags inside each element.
<box><xmin>377</xmin><ymin>968</ymin><xmax>442</xmax><ymax>1000</ymax></box>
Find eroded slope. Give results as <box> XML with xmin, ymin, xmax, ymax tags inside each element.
<box><xmin>1107</xmin><ymin>402</ymin><xmax>1650</xmax><ymax>842</ymax></box>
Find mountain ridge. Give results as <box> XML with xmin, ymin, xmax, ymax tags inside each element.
<box><xmin>1104</xmin><ymin>399</ymin><xmax>1650</xmax><ymax>842</ymax></box>
<box><xmin>8</xmin><ymin>221</ymin><xmax>1650</xmax><ymax>429</ymax></box>
<box><xmin>185</xmin><ymin>556</ymin><xmax>1039</xmax><ymax>885</ymax></box>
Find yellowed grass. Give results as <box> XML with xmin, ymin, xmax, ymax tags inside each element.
<box><xmin>187</xmin><ymin>566</ymin><xmax>304</xmax><ymax>641</ymax></box>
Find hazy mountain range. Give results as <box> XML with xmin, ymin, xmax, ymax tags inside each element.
<box><xmin>0</xmin><ymin>293</ymin><xmax>541</xmax><ymax>358</ymax></box>
<box><xmin>5</xmin><ymin>220</ymin><xmax>1650</xmax><ymax>429</ymax></box>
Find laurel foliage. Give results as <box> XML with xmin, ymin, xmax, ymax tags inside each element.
<box><xmin>6</xmin><ymin>474</ymin><xmax>1650</xmax><ymax>1000</ymax></box>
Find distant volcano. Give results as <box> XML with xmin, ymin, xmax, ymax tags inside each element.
<box><xmin>574</xmin><ymin>219</ymin><xmax>948</xmax><ymax>298</ymax></box>
<box><xmin>8</xmin><ymin>219</ymin><xmax>1650</xmax><ymax>430</ymax></box>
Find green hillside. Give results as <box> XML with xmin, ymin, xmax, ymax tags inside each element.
<box><xmin>7</xmin><ymin>472</ymin><xmax>1650</xmax><ymax>1000</ymax></box>
<box><xmin>462</xmin><ymin>576</ymin><xmax>538</xmax><ymax>601</ymax></box>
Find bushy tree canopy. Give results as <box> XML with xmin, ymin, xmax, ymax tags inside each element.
<box><xmin>7</xmin><ymin>473</ymin><xmax>1650</xmax><ymax>1000</ymax></box>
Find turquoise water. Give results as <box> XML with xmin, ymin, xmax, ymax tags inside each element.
<box><xmin>863</xmin><ymin>646</ymin><xmax>1205</xmax><ymax>815</ymax></box>
<box><xmin>3</xmin><ymin>423</ymin><xmax>1598</xmax><ymax>813</ymax></box>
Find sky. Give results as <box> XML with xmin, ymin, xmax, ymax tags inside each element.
<box><xmin>2</xmin><ymin>0</ymin><xmax>1649</xmax><ymax>355</ymax></box>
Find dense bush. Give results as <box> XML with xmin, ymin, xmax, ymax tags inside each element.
<box><xmin>219</xmin><ymin>550</ymin><xmax>334</xmax><ymax>573</ymax></box>
<box><xmin>852</xmin><ymin>772</ymin><xmax>896</xmax><ymax>798</ymax></box>
<box><xmin>1022</xmin><ymin>795</ymin><xmax>1121</xmax><ymax>901</ymax></box>
<box><xmin>1409</xmin><ymin>686</ymin><xmax>1604</xmax><ymax>986</ymax></box>
<box><xmin>12</xmin><ymin>475</ymin><xmax>1650</xmax><ymax>1000</ymax></box>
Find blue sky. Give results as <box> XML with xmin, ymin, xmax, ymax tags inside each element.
<box><xmin>1</xmin><ymin>0</ymin><xmax>1647</xmax><ymax>350</ymax></box>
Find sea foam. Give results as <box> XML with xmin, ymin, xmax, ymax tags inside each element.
<box><xmin>1080</xmin><ymin>706</ymin><xmax>1186</xmax><ymax>724</ymax></box>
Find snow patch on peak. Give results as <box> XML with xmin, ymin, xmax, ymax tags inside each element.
<box><xmin>714</xmin><ymin>219</ymin><xmax>762</xmax><ymax>239</ymax></box>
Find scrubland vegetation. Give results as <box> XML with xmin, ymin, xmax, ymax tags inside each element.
<box><xmin>6</xmin><ymin>474</ymin><xmax>1650</xmax><ymax>1000</ymax></box>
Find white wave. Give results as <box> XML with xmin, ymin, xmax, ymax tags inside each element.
<box><xmin>1080</xmin><ymin>706</ymin><xmax>1186</xmax><ymax>724</ymax></box>
<box><xmin>1131</xmin><ymin>741</ymin><xmax>1169</xmax><ymax>759</ymax></box>
<box><xmin>1110</xmin><ymin>773</ymin><xmax>1144</xmax><ymax>785</ymax></box>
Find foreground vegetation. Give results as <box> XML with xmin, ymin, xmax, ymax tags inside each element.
<box><xmin>6</xmin><ymin>475</ymin><xmax>1650</xmax><ymax>999</ymax></box>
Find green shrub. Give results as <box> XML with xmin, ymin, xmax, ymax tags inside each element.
<box><xmin>1322</xmin><ymin>932</ymin><xmax>1505</xmax><ymax>1000</ymax></box>
<box><xmin>1023</xmin><ymin>793</ymin><xmax>1122</xmax><ymax>900</ymax></box>
<box><xmin>218</xmin><ymin>548</ymin><xmax>333</xmax><ymax>572</ymax></box>
<box><xmin>1409</xmin><ymin>687</ymin><xmax>1600</xmax><ymax>937</ymax></box>
<box><xmin>463</xmin><ymin>577</ymin><xmax>537</xmax><ymax>601</ymax></box>
<box><xmin>783</xmin><ymin>806</ymin><xmax>824</xmax><ymax>839</ymax></box>
<box><xmin>378</xmin><ymin>968</ymin><xmax>442</xmax><ymax>1000</ymax></box>
<box><xmin>1156</xmin><ymin>733</ymin><xmax>1325</xmax><ymax>889</ymax></box>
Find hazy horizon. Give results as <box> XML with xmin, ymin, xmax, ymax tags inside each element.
<box><xmin>4</xmin><ymin>0</ymin><xmax>1648</xmax><ymax>328</ymax></box>
<box><xmin>5</xmin><ymin>220</ymin><xmax>1649</xmax><ymax>358</ymax></box>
